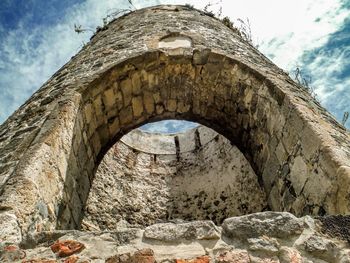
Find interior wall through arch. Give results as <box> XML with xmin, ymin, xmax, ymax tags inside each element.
<box><xmin>81</xmin><ymin>125</ymin><xmax>267</xmax><ymax>230</ymax></box>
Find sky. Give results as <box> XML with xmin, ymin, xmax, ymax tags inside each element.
<box><xmin>0</xmin><ymin>0</ymin><xmax>349</xmax><ymax>133</ymax></box>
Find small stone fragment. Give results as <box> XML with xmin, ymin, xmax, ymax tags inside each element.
<box><xmin>176</xmin><ymin>255</ymin><xmax>210</xmax><ymax>263</ymax></box>
<box><xmin>50</xmin><ymin>240</ymin><xmax>85</xmax><ymax>257</ymax></box>
<box><xmin>144</xmin><ymin>221</ymin><xmax>220</xmax><ymax>241</ymax></box>
<box><xmin>0</xmin><ymin>244</ymin><xmax>26</xmax><ymax>262</ymax></box>
<box><xmin>215</xmin><ymin>250</ymin><xmax>250</xmax><ymax>263</ymax></box>
<box><xmin>0</xmin><ymin>212</ymin><xmax>22</xmax><ymax>244</ymax></box>
<box><xmin>247</xmin><ymin>236</ymin><xmax>279</xmax><ymax>255</ymax></box>
<box><xmin>133</xmin><ymin>248</ymin><xmax>155</xmax><ymax>263</ymax></box>
<box><xmin>106</xmin><ymin>249</ymin><xmax>155</xmax><ymax>263</ymax></box>
<box><xmin>278</xmin><ymin>247</ymin><xmax>302</xmax><ymax>263</ymax></box>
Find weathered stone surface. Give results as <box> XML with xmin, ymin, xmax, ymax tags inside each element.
<box><xmin>278</xmin><ymin>247</ymin><xmax>302</xmax><ymax>263</ymax></box>
<box><xmin>144</xmin><ymin>221</ymin><xmax>220</xmax><ymax>241</ymax></box>
<box><xmin>0</xmin><ymin>213</ymin><xmax>22</xmax><ymax>244</ymax></box>
<box><xmin>106</xmin><ymin>249</ymin><xmax>156</xmax><ymax>263</ymax></box>
<box><xmin>83</xmin><ymin>126</ymin><xmax>266</xmax><ymax>229</ymax></box>
<box><xmin>175</xmin><ymin>256</ymin><xmax>210</xmax><ymax>263</ymax></box>
<box><xmin>50</xmin><ymin>240</ymin><xmax>85</xmax><ymax>257</ymax></box>
<box><xmin>222</xmin><ymin>212</ymin><xmax>304</xmax><ymax>238</ymax></box>
<box><xmin>215</xmin><ymin>250</ymin><xmax>250</xmax><ymax>263</ymax></box>
<box><xmin>247</xmin><ymin>236</ymin><xmax>279</xmax><ymax>255</ymax></box>
<box><xmin>0</xmin><ymin>213</ymin><xmax>349</xmax><ymax>262</ymax></box>
<box><xmin>0</xmin><ymin>245</ymin><xmax>26</xmax><ymax>262</ymax></box>
<box><xmin>296</xmin><ymin>235</ymin><xmax>338</xmax><ymax>262</ymax></box>
<box><xmin>0</xmin><ymin>4</ymin><xmax>349</xmax><ymax>259</ymax></box>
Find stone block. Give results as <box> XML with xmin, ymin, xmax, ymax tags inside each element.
<box><xmin>222</xmin><ymin>212</ymin><xmax>304</xmax><ymax>239</ymax></box>
<box><xmin>166</xmin><ymin>99</ymin><xmax>177</xmax><ymax>112</ymax></box>
<box><xmin>103</xmin><ymin>88</ymin><xmax>116</xmax><ymax>110</ymax></box>
<box><xmin>215</xmin><ymin>250</ymin><xmax>250</xmax><ymax>263</ymax></box>
<box><xmin>290</xmin><ymin>156</ymin><xmax>308</xmax><ymax>195</ymax></box>
<box><xmin>119</xmin><ymin>106</ymin><xmax>133</xmax><ymax>125</ymax></box>
<box><xmin>144</xmin><ymin>91</ymin><xmax>155</xmax><ymax>114</ymax></box>
<box><xmin>144</xmin><ymin>221</ymin><xmax>220</xmax><ymax>241</ymax></box>
<box><xmin>121</xmin><ymin>78</ymin><xmax>132</xmax><ymax>106</ymax></box>
<box><xmin>132</xmin><ymin>72</ymin><xmax>142</xmax><ymax>95</ymax></box>
<box><xmin>132</xmin><ymin>96</ymin><xmax>144</xmax><ymax>117</ymax></box>
<box><xmin>0</xmin><ymin>213</ymin><xmax>22</xmax><ymax>244</ymax></box>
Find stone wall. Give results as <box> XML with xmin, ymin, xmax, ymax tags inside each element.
<box><xmin>2</xmin><ymin>212</ymin><xmax>350</xmax><ymax>262</ymax></box>
<box><xmin>0</xmin><ymin>4</ymin><xmax>349</xmax><ymax>247</ymax></box>
<box><xmin>82</xmin><ymin>126</ymin><xmax>266</xmax><ymax>230</ymax></box>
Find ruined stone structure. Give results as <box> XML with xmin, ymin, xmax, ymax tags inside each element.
<box><xmin>1</xmin><ymin>5</ymin><xmax>350</xmax><ymax>262</ymax></box>
<box><xmin>82</xmin><ymin>126</ymin><xmax>266</xmax><ymax>230</ymax></box>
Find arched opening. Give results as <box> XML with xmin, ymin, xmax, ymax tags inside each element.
<box><xmin>81</xmin><ymin>123</ymin><xmax>267</xmax><ymax>230</ymax></box>
<box><xmin>54</xmin><ymin>50</ymin><xmax>336</xmax><ymax>230</ymax></box>
<box><xmin>0</xmin><ymin>6</ymin><xmax>349</xmax><ymax>254</ymax></box>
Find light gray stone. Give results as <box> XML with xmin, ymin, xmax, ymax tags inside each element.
<box><xmin>222</xmin><ymin>212</ymin><xmax>304</xmax><ymax>238</ymax></box>
<box><xmin>144</xmin><ymin>221</ymin><xmax>220</xmax><ymax>241</ymax></box>
<box><xmin>0</xmin><ymin>213</ymin><xmax>22</xmax><ymax>244</ymax></box>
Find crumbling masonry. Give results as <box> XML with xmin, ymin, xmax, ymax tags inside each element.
<box><xmin>1</xmin><ymin>5</ymin><xmax>350</xmax><ymax>262</ymax></box>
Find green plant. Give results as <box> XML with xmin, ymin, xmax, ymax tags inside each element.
<box><xmin>74</xmin><ymin>24</ymin><xmax>94</xmax><ymax>34</ymax></box>
<box><xmin>292</xmin><ymin>67</ymin><xmax>317</xmax><ymax>99</ymax></box>
<box><xmin>237</xmin><ymin>18</ymin><xmax>253</xmax><ymax>44</ymax></box>
<box><xmin>184</xmin><ymin>3</ymin><xmax>194</xmax><ymax>9</ymax></box>
<box><xmin>342</xmin><ymin>112</ymin><xmax>349</xmax><ymax>126</ymax></box>
<box><xmin>203</xmin><ymin>1</ymin><xmax>222</xmax><ymax>17</ymax></box>
<box><xmin>221</xmin><ymin>17</ymin><xmax>234</xmax><ymax>30</ymax></box>
<box><xmin>74</xmin><ymin>0</ymin><xmax>136</xmax><ymax>35</ymax></box>
<box><xmin>127</xmin><ymin>0</ymin><xmax>136</xmax><ymax>10</ymax></box>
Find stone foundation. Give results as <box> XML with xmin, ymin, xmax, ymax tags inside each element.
<box><xmin>2</xmin><ymin>212</ymin><xmax>350</xmax><ymax>262</ymax></box>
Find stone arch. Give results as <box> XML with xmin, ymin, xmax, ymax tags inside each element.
<box><xmin>0</xmin><ymin>5</ymin><xmax>349</xmax><ymax>243</ymax></box>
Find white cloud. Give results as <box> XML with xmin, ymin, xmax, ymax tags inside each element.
<box><xmin>141</xmin><ymin>120</ymin><xmax>198</xmax><ymax>133</ymax></box>
<box><xmin>0</xmin><ymin>0</ymin><xmax>159</xmax><ymax>122</ymax></box>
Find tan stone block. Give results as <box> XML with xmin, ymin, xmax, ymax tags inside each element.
<box><xmin>97</xmin><ymin>125</ymin><xmax>110</xmax><ymax>147</ymax></box>
<box><xmin>166</xmin><ymin>99</ymin><xmax>177</xmax><ymax>112</ymax></box>
<box><xmin>115</xmin><ymin>91</ymin><xmax>123</xmax><ymax>110</ymax></box>
<box><xmin>93</xmin><ymin>95</ymin><xmax>106</xmax><ymax>127</ymax></box>
<box><xmin>132</xmin><ymin>96</ymin><xmax>144</xmax><ymax>117</ymax></box>
<box><xmin>192</xmin><ymin>98</ymin><xmax>200</xmax><ymax>115</ymax></box>
<box><xmin>148</xmin><ymin>73</ymin><xmax>156</xmax><ymax>87</ymax></box>
<box><xmin>108</xmin><ymin>117</ymin><xmax>120</xmax><ymax>137</ymax></box>
<box><xmin>275</xmin><ymin>141</ymin><xmax>287</xmax><ymax>164</ymax></box>
<box><xmin>132</xmin><ymin>72</ymin><xmax>142</xmax><ymax>95</ymax></box>
<box><xmin>121</xmin><ymin>78</ymin><xmax>132</xmax><ymax>106</ymax></box>
<box><xmin>93</xmin><ymin>95</ymin><xmax>104</xmax><ymax>117</ymax></box>
<box><xmin>302</xmin><ymin>168</ymin><xmax>331</xmax><ymax>205</ymax></box>
<box><xmin>91</xmin><ymin>132</ymin><xmax>101</xmax><ymax>156</ymax></box>
<box><xmin>107</xmin><ymin>108</ymin><xmax>118</xmax><ymax>120</ymax></box>
<box><xmin>153</xmin><ymin>92</ymin><xmax>161</xmax><ymax>104</ymax></box>
<box><xmin>119</xmin><ymin>106</ymin><xmax>133</xmax><ymax>125</ymax></box>
<box><xmin>216</xmin><ymin>250</ymin><xmax>250</xmax><ymax>263</ymax></box>
<box><xmin>144</xmin><ymin>92</ymin><xmax>155</xmax><ymax>114</ymax></box>
<box><xmin>156</xmin><ymin>105</ymin><xmax>164</xmax><ymax>115</ymax></box>
<box><xmin>336</xmin><ymin>166</ymin><xmax>350</xmax><ymax>213</ymax></box>
<box><xmin>87</xmin><ymin>115</ymin><xmax>97</xmax><ymax>138</ymax></box>
<box><xmin>177</xmin><ymin>101</ymin><xmax>190</xmax><ymax>114</ymax></box>
<box><xmin>290</xmin><ymin>156</ymin><xmax>308</xmax><ymax>195</ymax></box>
<box><xmin>103</xmin><ymin>88</ymin><xmax>115</xmax><ymax>109</ymax></box>
<box><xmin>91</xmin><ymin>83</ymin><xmax>103</xmax><ymax>98</ymax></box>
<box><xmin>84</xmin><ymin>103</ymin><xmax>93</xmax><ymax>123</ymax></box>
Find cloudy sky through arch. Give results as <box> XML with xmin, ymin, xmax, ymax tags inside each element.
<box><xmin>0</xmin><ymin>0</ymin><xmax>349</xmax><ymax>133</ymax></box>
